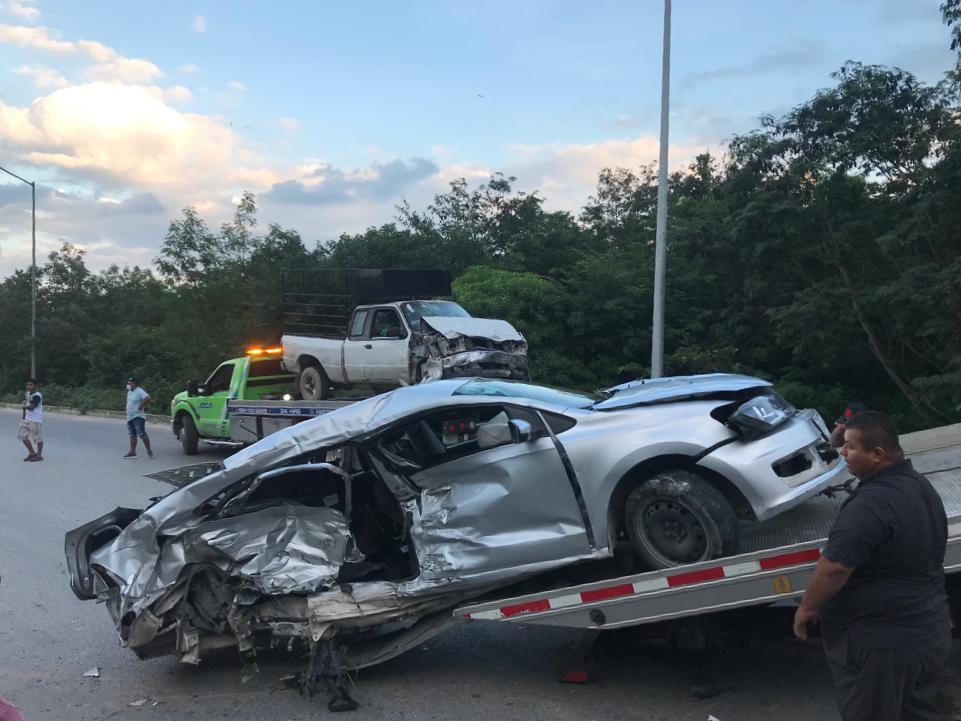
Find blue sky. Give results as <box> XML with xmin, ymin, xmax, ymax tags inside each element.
<box><xmin>0</xmin><ymin>0</ymin><xmax>955</xmax><ymax>277</ymax></box>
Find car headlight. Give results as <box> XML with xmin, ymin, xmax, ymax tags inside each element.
<box><xmin>727</xmin><ymin>393</ymin><xmax>797</xmax><ymax>439</ymax></box>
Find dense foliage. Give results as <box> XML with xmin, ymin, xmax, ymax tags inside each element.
<box><xmin>2</xmin><ymin>53</ymin><xmax>960</xmax><ymax>431</ymax></box>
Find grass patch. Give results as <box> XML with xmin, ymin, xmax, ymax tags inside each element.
<box><xmin>4</xmin><ymin>381</ymin><xmax>181</xmax><ymax>415</ymax></box>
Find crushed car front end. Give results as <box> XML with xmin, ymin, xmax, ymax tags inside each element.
<box><xmin>415</xmin><ymin>316</ymin><xmax>530</xmax><ymax>382</ymax></box>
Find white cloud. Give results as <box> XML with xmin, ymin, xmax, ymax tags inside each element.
<box><xmin>76</xmin><ymin>38</ymin><xmax>113</xmax><ymax>63</ymax></box>
<box><xmin>0</xmin><ymin>24</ymin><xmax>163</xmax><ymax>83</ymax></box>
<box><xmin>0</xmin><ymin>22</ymin><xmax>73</xmax><ymax>52</ymax></box>
<box><xmin>0</xmin><ymin>83</ymin><xmax>275</xmax><ymax>192</ymax></box>
<box><xmin>85</xmin><ymin>56</ymin><xmax>162</xmax><ymax>83</ymax></box>
<box><xmin>501</xmin><ymin>136</ymin><xmax>721</xmax><ymax>211</ymax></box>
<box><xmin>9</xmin><ymin>1</ymin><xmax>40</xmax><ymax>22</ymax></box>
<box><xmin>276</xmin><ymin>116</ymin><xmax>299</xmax><ymax>131</ymax></box>
<box><xmin>14</xmin><ymin>64</ymin><xmax>68</xmax><ymax>88</ymax></box>
<box><xmin>177</xmin><ymin>63</ymin><xmax>200</xmax><ymax>73</ymax></box>
<box><xmin>228</xmin><ymin>80</ymin><xmax>247</xmax><ymax>93</ymax></box>
<box><xmin>193</xmin><ymin>15</ymin><xmax>206</xmax><ymax>33</ymax></box>
<box><xmin>160</xmin><ymin>85</ymin><xmax>193</xmax><ymax>104</ymax></box>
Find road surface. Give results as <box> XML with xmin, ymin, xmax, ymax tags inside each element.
<box><xmin>0</xmin><ymin>408</ymin><xmax>956</xmax><ymax>720</ymax></box>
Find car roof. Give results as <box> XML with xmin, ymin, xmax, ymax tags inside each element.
<box><xmin>224</xmin><ymin>378</ymin><xmax>587</xmax><ymax>470</ymax></box>
<box><xmin>594</xmin><ymin>373</ymin><xmax>771</xmax><ymax>411</ymax></box>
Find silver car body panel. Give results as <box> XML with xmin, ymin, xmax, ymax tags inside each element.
<box><xmin>696</xmin><ymin>409</ymin><xmax>847</xmax><ymax>520</ymax></box>
<box><xmin>597</xmin><ymin>373</ymin><xmax>771</xmax><ymax>410</ymax></box>
<box><xmin>409</xmin><ymin>437</ymin><xmax>593</xmax><ymax>579</ymax></box>
<box><xmin>77</xmin><ymin>373</ymin><xmax>844</xmax><ymax>662</ymax></box>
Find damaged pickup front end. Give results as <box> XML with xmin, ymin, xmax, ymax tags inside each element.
<box><xmin>413</xmin><ymin>316</ymin><xmax>529</xmax><ymax>382</ymax></box>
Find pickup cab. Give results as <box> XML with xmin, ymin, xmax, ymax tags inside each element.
<box><xmin>282</xmin><ymin>299</ymin><xmax>529</xmax><ymax>400</ymax></box>
<box><xmin>170</xmin><ymin>350</ymin><xmax>296</xmax><ymax>454</ymax></box>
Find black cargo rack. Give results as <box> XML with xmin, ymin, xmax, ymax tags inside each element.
<box><xmin>282</xmin><ymin>268</ymin><xmax>452</xmax><ymax>337</ymax></box>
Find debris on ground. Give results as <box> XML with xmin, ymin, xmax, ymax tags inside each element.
<box><xmin>129</xmin><ymin>697</ymin><xmax>150</xmax><ymax>707</ymax></box>
<box><xmin>302</xmin><ymin>640</ymin><xmax>359</xmax><ymax>712</ymax></box>
<box><xmin>82</xmin><ymin>667</ymin><xmax>100</xmax><ymax>678</ymax></box>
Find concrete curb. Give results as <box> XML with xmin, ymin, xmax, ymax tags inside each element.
<box><xmin>4</xmin><ymin>400</ymin><xmax>960</xmax><ymax>447</ymax></box>
<box><xmin>901</xmin><ymin>422</ymin><xmax>961</xmax><ymax>455</ymax></box>
<box><xmin>0</xmin><ymin>402</ymin><xmax>168</xmax><ymax>425</ymax></box>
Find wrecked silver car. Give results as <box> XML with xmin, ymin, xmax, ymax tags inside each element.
<box><xmin>66</xmin><ymin>374</ymin><xmax>845</xmax><ymax>668</ymax></box>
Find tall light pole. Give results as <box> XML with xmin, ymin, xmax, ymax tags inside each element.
<box><xmin>0</xmin><ymin>164</ymin><xmax>37</xmax><ymax>378</ymax></box>
<box><xmin>650</xmin><ymin>0</ymin><xmax>671</xmax><ymax>378</ymax></box>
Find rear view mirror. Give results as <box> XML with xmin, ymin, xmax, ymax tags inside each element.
<box><xmin>508</xmin><ymin>419</ymin><xmax>533</xmax><ymax>443</ymax></box>
<box><xmin>476</xmin><ymin>419</ymin><xmax>534</xmax><ymax>450</ymax></box>
<box><xmin>186</xmin><ymin>380</ymin><xmax>199</xmax><ymax>397</ymax></box>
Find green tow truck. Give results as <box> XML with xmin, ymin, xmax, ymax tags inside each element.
<box><xmin>170</xmin><ymin>347</ymin><xmax>352</xmax><ymax>455</ymax></box>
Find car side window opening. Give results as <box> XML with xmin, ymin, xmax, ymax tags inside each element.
<box><xmin>349</xmin><ymin>309</ymin><xmax>370</xmax><ymax>338</ymax></box>
<box><xmin>211</xmin><ymin>446</ymin><xmax>417</xmax><ymax>582</ymax></box>
<box><xmin>378</xmin><ymin>404</ymin><xmax>553</xmax><ymax>469</ymax></box>
<box><xmin>370</xmin><ymin>308</ymin><xmax>405</xmax><ymax>339</ymax></box>
<box><xmin>204</xmin><ymin>363</ymin><xmax>235</xmax><ymax>394</ymax></box>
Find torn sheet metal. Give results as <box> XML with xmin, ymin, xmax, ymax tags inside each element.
<box><xmin>182</xmin><ymin>505</ymin><xmax>350</xmax><ymax>595</ymax></box>
<box><xmin>421</xmin><ymin>316</ymin><xmax>525</xmax><ymax>342</ymax></box>
<box><xmin>91</xmin><ymin>504</ymin><xmax>352</xmax><ymax>614</ymax></box>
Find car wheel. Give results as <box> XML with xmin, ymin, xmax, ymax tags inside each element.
<box><xmin>181</xmin><ymin>414</ymin><xmax>199</xmax><ymax>455</ymax></box>
<box><xmin>625</xmin><ymin>469</ymin><xmax>739</xmax><ymax>569</ymax></box>
<box><xmin>299</xmin><ymin>364</ymin><xmax>330</xmax><ymax>400</ymax></box>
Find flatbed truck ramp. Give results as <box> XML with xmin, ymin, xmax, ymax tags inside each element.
<box><xmin>456</xmin><ymin>441</ymin><xmax>961</xmax><ymax>631</ymax></box>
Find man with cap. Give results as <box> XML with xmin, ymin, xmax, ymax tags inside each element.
<box><xmin>124</xmin><ymin>376</ymin><xmax>153</xmax><ymax>459</ymax></box>
<box><xmin>830</xmin><ymin>401</ymin><xmax>869</xmax><ymax>448</ymax></box>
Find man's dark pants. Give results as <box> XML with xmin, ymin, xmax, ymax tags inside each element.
<box><xmin>823</xmin><ymin>627</ymin><xmax>952</xmax><ymax>721</ymax></box>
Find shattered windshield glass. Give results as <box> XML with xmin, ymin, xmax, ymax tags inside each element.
<box><xmin>453</xmin><ymin>379</ymin><xmax>596</xmax><ymax>409</ymax></box>
<box><xmin>401</xmin><ymin>300</ymin><xmax>471</xmax><ymax>329</ymax></box>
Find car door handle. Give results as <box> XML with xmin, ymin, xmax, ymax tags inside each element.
<box><xmin>364</xmin><ymin>344</ymin><xmax>373</xmax><ymax>349</ymax></box>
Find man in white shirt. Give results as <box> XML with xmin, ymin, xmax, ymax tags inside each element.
<box><xmin>18</xmin><ymin>378</ymin><xmax>43</xmax><ymax>462</ymax></box>
<box><xmin>123</xmin><ymin>376</ymin><xmax>153</xmax><ymax>459</ymax></box>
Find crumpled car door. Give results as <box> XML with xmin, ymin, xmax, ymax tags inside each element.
<box><xmin>403</xmin><ymin>414</ymin><xmax>593</xmax><ymax>580</ymax></box>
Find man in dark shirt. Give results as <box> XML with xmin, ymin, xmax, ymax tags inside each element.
<box><xmin>794</xmin><ymin>410</ymin><xmax>951</xmax><ymax>721</ymax></box>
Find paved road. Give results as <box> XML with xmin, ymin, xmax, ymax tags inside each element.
<box><xmin>0</xmin><ymin>408</ymin><xmax>954</xmax><ymax>720</ymax></box>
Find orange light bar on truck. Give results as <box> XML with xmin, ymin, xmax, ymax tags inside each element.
<box><xmin>245</xmin><ymin>346</ymin><xmax>283</xmax><ymax>356</ymax></box>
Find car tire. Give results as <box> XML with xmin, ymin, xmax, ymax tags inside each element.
<box><xmin>625</xmin><ymin>469</ymin><xmax>739</xmax><ymax>569</ymax></box>
<box><xmin>299</xmin><ymin>364</ymin><xmax>330</xmax><ymax>400</ymax></box>
<box><xmin>181</xmin><ymin>414</ymin><xmax>199</xmax><ymax>456</ymax></box>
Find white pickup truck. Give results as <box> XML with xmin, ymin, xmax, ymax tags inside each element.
<box><xmin>282</xmin><ymin>299</ymin><xmax>530</xmax><ymax>399</ymax></box>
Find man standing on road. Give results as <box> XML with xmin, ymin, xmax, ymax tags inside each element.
<box><xmin>124</xmin><ymin>376</ymin><xmax>153</xmax><ymax>459</ymax></box>
<box><xmin>793</xmin><ymin>410</ymin><xmax>951</xmax><ymax>721</ymax></box>
<box><xmin>18</xmin><ymin>378</ymin><xmax>43</xmax><ymax>462</ymax></box>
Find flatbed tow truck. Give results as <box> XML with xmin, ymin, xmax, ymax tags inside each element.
<box><xmin>451</xmin><ymin>426</ymin><xmax>961</xmax><ymax>686</ymax></box>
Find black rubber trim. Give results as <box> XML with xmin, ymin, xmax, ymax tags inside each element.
<box><xmin>535</xmin><ymin>409</ymin><xmax>596</xmax><ymax>549</ymax></box>
<box><xmin>693</xmin><ymin>436</ymin><xmax>738</xmax><ymax>462</ymax></box>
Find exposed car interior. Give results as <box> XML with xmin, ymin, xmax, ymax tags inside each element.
<box><xmin>208</xmin><ymin>445</ymin><xmax>418</xmax><ymax>583</ymax></box>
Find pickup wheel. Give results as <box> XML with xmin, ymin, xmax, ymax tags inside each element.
<box><xmin>299</xmin><ymin>364</ymin><xmax>330</xmax><ymax>401</ymax></box>
<box><xmin>181</xmin><ymin>414</ymin><xmax>199</xmax><ymax>455</ymax></box>
<box><xmin>625</xmin><ymin>469</ymin><xmax>738</xmax><ymax>569</ymax></box>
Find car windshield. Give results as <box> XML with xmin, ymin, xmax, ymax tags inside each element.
<box><xmin>453</xmin><ymin>379</ymin><xmax>596</xmax><ymax>409</ymax></box>
<box><xmin>401</xmin><ymin>300</ymin><xmax>470</xmax><ymax>328</ymax></box>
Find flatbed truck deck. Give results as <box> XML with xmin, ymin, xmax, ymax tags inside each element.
<box><xmin>457</xmin><ymin>435</ymin><xmax>961</xmax><ymax>630</ymax></box>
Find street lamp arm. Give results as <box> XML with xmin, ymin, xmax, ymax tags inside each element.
<box><xmin>0</xmin><ymin>164</ymin><xmax>35</xmax><ymax>188</ymax></box>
